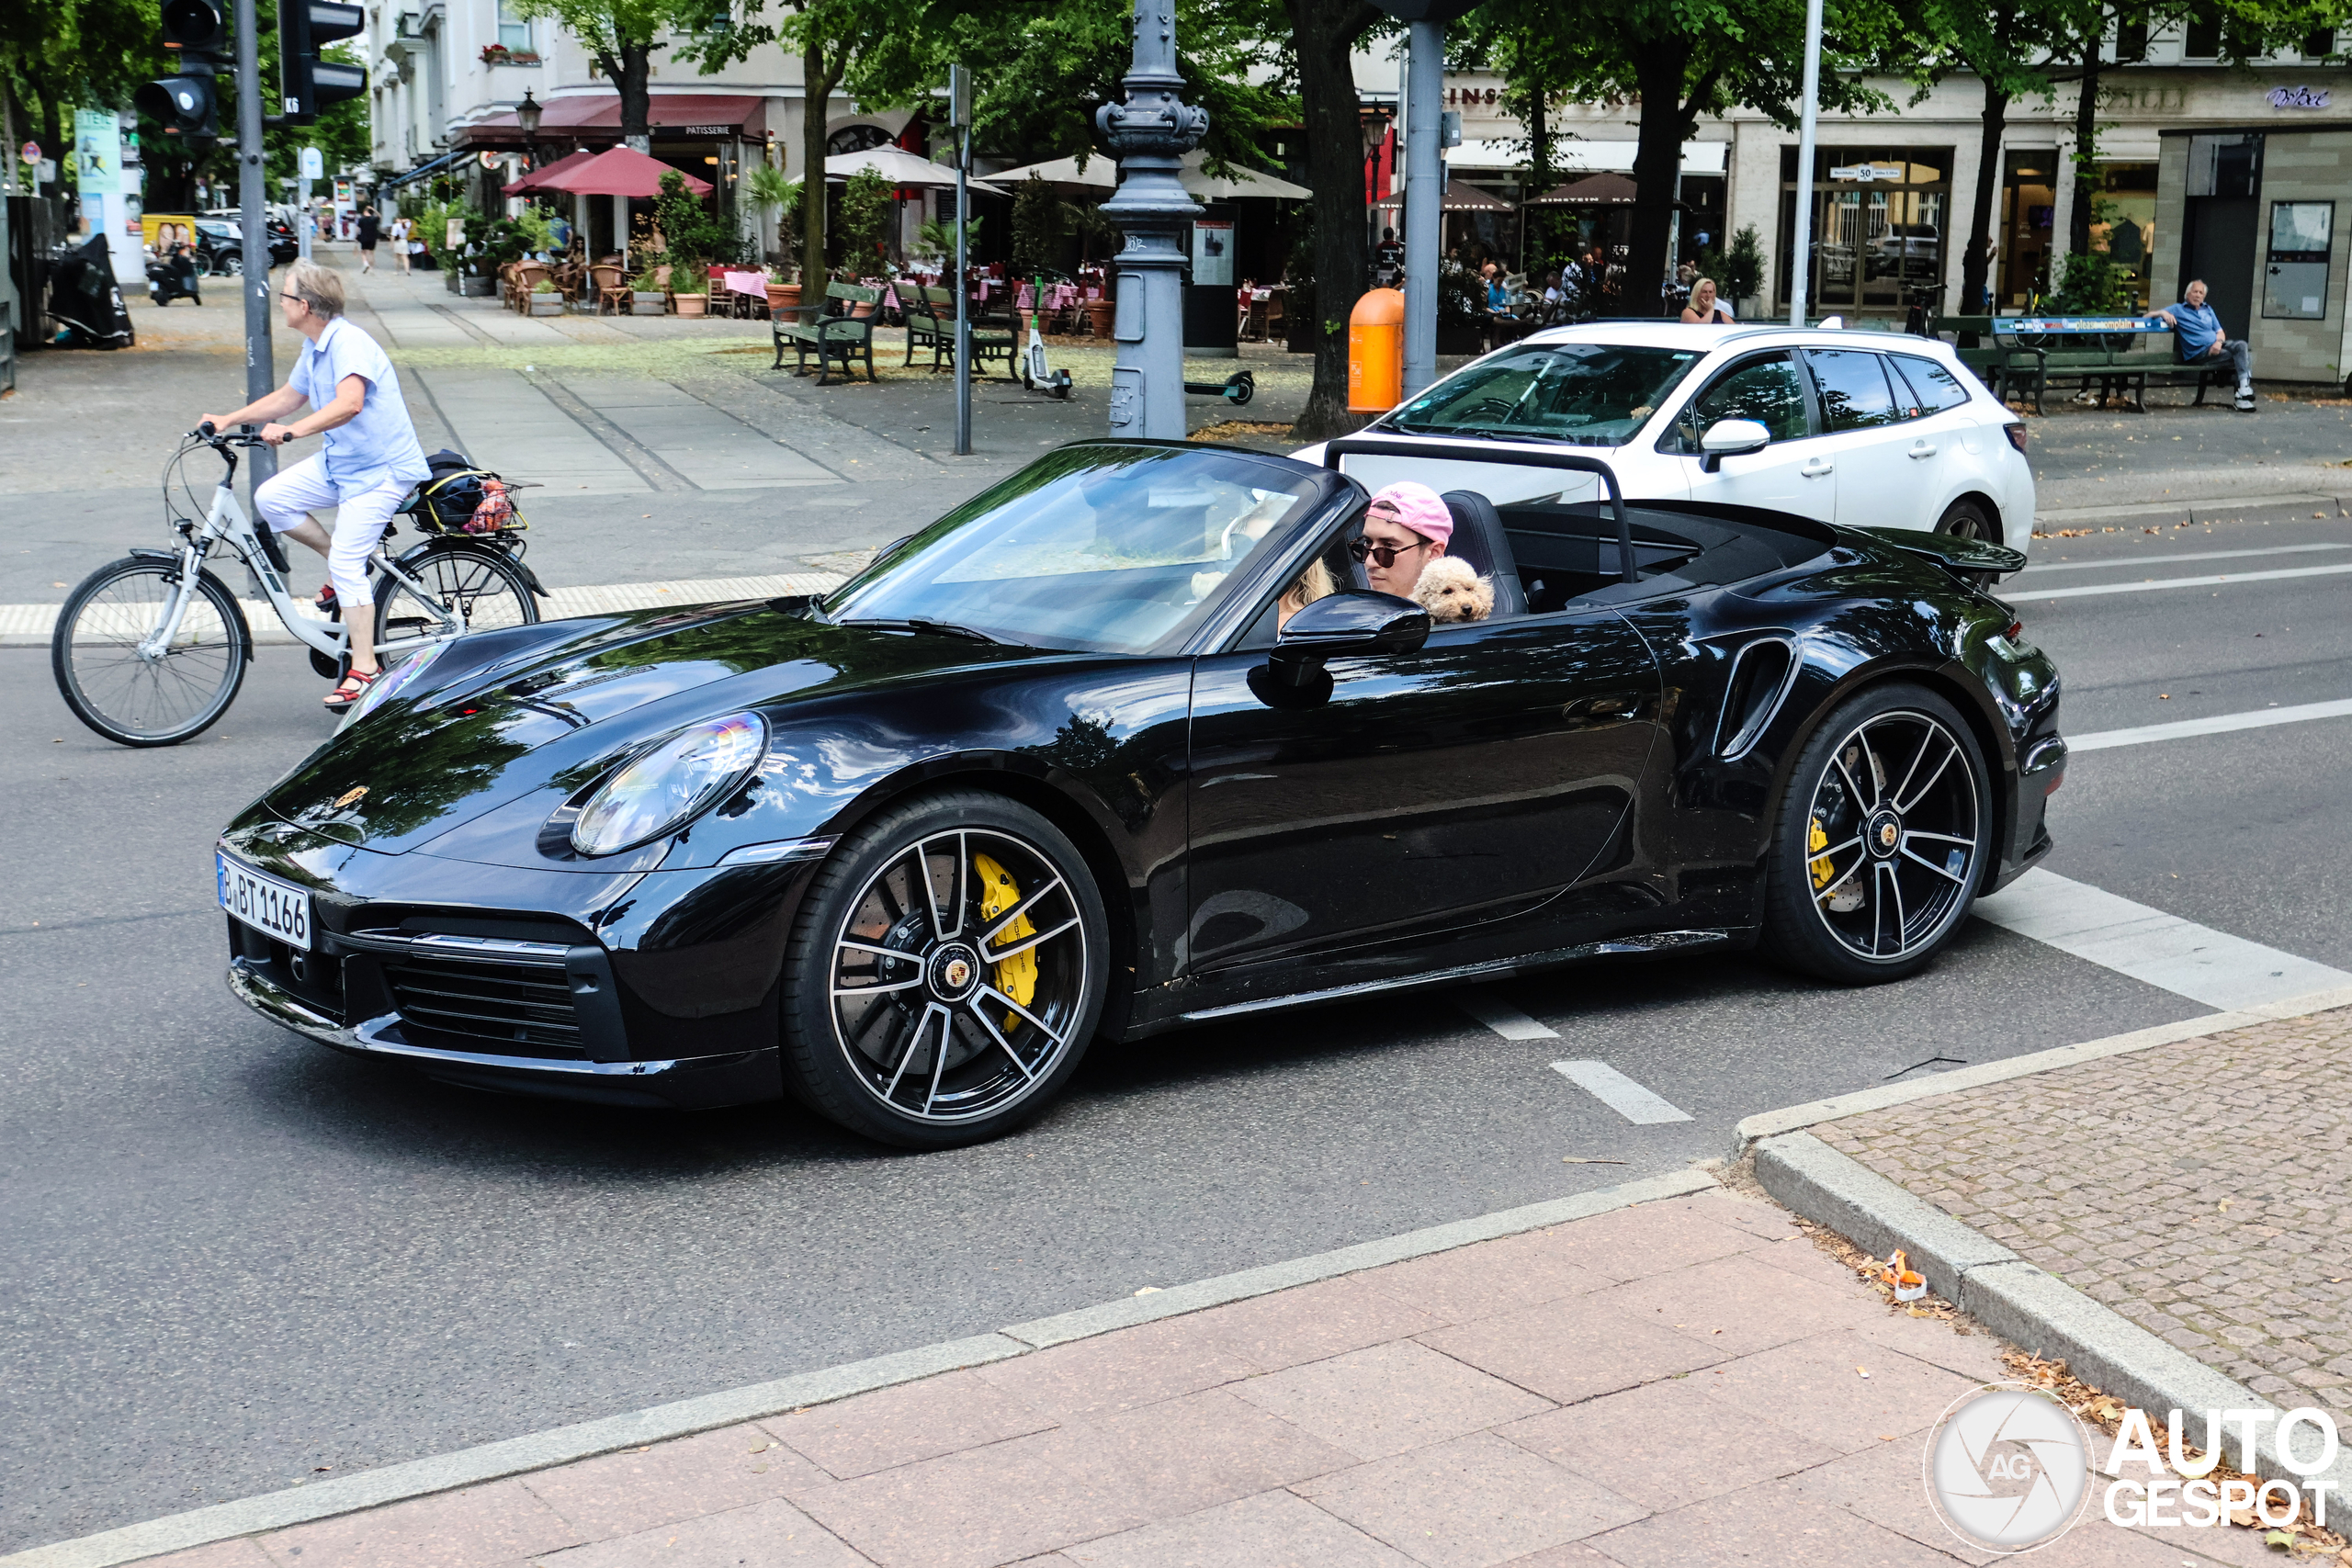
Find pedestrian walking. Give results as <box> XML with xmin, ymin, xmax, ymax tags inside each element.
<box><xmin>355</xmin><ymin>204</ymin><xmax>379</xmax><ymax>273</ymax></box>
<box><xmin>197</xmin><ymin>259</ymin><xmax>430</xmax><ymax>711</ymax></box>
<box><xmin>2154</xmin><ymin>279</ymin><xmax>2256</xmax><ymax>412</ymax></box>
<box><xmin>389</xmin><ymin>213</ymin><xmax>413</xmax><ymax>275</ymax></box>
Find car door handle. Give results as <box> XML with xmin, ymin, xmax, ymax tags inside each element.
<box><xmin>1801</xmin><ymin>457</ymin><xmax>1834</xmax><ymax>477</ymax></box>
<box><xmin>1908</xmin><ymin>441</ymin><xmax>1938</xmax><ymax>458</ymax></box>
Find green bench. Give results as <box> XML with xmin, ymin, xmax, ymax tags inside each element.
<box><xmin>2016</xmin><ymin>339</ymin><xmax>2232</xmax><ymax>414</ymax></box>
<box><xmin>772</xmin><ymin>281</ymin><xmax>880</xmax><ymax>384</ymax></box>
<box><xmin>1935</xmin><ymin>315</ymin><xmax>2045</xmax><ymax>408</ymax></box>
<box><xmin>901</xmin><ymin>284</ymin><xmax>1018</xmax><ymax>378</ymax></box>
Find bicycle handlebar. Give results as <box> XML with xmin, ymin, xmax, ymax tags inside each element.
<box><xmin>190</xmin><ymin>423</ymin><xmax>270</xmax><ymax>449</ymax></box>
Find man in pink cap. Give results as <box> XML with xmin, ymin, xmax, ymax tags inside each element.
<box><xmin>1353</xmin><ymin>481</ymin><xmax>1453</xmax><ymax>599</ymax></box>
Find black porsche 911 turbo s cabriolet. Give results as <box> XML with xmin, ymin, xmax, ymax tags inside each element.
<box><xmin>216</xmin><ymin>436</ymin><xmax>2065</xmax><ymax>1147</ymax></box>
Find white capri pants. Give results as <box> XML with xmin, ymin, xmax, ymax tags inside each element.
<box><xmin>254</xmin><ymin>455</ymin><xmax>410</xmax><ymax>607</ymax></box>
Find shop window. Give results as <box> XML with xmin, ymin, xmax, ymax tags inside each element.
<box><xmin>1775</xmin><ymin>146</ymin><xmax>1951</xmax><ymax>314</ymax></box>
<box><xmin>2264</xmin><ymin>200</ymin><xmax>2333</xmax><ymax>320</ymax></box>
<box><xmin>1998</xmin><ymin>151</ymin><xmax>2057</xmax><ymax>308</ymax></box>
<box><xmin>2092</xmin><ymin>162</ymin><xmax>2158</xmax><ymax>308</ymax></box>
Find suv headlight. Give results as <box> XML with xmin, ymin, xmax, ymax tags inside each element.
<box><xmin>571</xmin><ymin>713</ymin><xmax>767</xmax><ymax>857</ymax></box>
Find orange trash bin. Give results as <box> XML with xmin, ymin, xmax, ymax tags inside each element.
<box><xmin>1349</xmin><ymin>288</ymin><xmax>1405</xmax><ymax>412</ymax></box>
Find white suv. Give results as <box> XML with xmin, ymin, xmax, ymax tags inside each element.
<box><xmin>1300</xmin><ymin>322</ymin><xmax>2035</xmax><ymax>567</ymax></box>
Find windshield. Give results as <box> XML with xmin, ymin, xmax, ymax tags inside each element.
<box><xmin>1384</xmin><ymin>342</ymin><xmax>1702</xmax><ymax>446</ymax></box>
<box><xmin>822</xmin><ymin>445</ymin><xmax>1324</xmax><ymax>654</ymax></box>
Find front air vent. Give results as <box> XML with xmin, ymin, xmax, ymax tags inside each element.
<box><xmin>385</xmin><ymin>953</ymin><xmax>585</xmax><ymax>1057</ymax></box>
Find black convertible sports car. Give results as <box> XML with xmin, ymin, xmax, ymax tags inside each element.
<box><xmin>217</xmin><ymin>437</ymin><xmax>2065</xmax><ymax>1146</ymax></box>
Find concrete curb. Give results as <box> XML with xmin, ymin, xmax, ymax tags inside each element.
<box><xmin>1</xmin><ymin>1168</ymin><xmax>1718</xmax><ymax>1568</ymax></box>
<box><xmin>1753</xmin><ymin>1133</ymin><xmax>2352</xmax><ymax>1506</ymax></box>
<box><xmin>1731</xmin><ymin>982</ymin><xmax>2352</xmax><ymax>1152</ymax></box>
<box><xmin>2033</xmin><ymin>491</ymin><xmax>2349</xmax><ymax>528</ymax></box>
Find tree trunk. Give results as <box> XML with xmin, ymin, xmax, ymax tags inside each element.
<box><xmin>801</xmin><ymin>39</ymin><xmax>837</xmax><ymax>283</ymax></box>
<box><xmin>1626</xmin><ymin>39</ymin><xmax>1692</xmax><ymax>319</ymax></box>
<box><xmin>2069</xmin><ymin>32</ymin><xmax>2100</xmax><ymax>258</ymax></box>
<box><xmin>1962</xmin><ymin>79</ymin><xmax>2010</xmax><ymax>312</ymax></box>
<box><xmin>605</xmin><ymin>44</ymin><xmax>652</xmax><ymax>152</ymax></box>
<box><xmin>41</xmin><ymin>92</ymin><xmax>62</xmax><ymax>194</ymax></box>
<box><xmin>1286</xmin><ymin>0</ymin><xmax>1379</xmax><ymax>442</ymax></box>
<box><xmin>1521</xmin><ymin>86</ymin><xmax>1548</xmax><ymax>274</ymax></box>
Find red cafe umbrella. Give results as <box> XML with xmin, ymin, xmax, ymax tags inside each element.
<box><xmin>541</xmin><ymin>145</ymin><xmax>713</xmax><ymax>198</ymax></box>
<box><xmin>503</xmin><ymin>147</ymin><xmax>595</xmax><ymax>197</ymax></box>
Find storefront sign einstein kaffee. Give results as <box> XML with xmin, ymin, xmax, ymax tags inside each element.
<box><xmin>2270</xmin><ymin>85</ymin><xmax>2334</xmax><ymax>109</ymax></box>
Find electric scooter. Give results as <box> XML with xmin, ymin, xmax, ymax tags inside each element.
<box><xmin>1019</xmin><ymin>274</ymin><xmax>1072</xmax><ymax>399</ymax></box>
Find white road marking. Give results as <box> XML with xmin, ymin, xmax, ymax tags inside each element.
<box><xmin>1457</xmin><ymin>993</ymin><xmax>1559</xmax><ymax>1040</ymax></box>
<box><xmin>2017</xmin><ymin>542</ymin><xmax>2351</xmax><ymax>573</ymax></box>
<box><xmin>1974</xmin><ymin>869</ymin><xmax>2352</xmax><ymax>1011</ymax></box>
<box><xmin>2015</xmin><ymin>561</ymin><xmax>2352</xmax><ymax>600</ymax></box>
<box><xmin>2067</xmin><ymin>698</ymin><xmax>2352</xmax><ymax>752</ymax></box>
<box><xmin>1550</xmin><ymin>1060</ymin><xmax>1695</xmax><ymax>1124</ymax></box>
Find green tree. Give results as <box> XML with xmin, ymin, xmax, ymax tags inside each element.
<box><xmin>834</xmin><ymin>165</ymin><xmax>891</xmax><ymax>274</ymax></box>
<box><xmin>1280</xmin><ymin>0</ymin><xmax>1386</xmax><ymax>438</ymax></box>
<box><xmin>511</xmin><ymin>0</ymin><xmax>713</xmax><ymax>149</ymax></box>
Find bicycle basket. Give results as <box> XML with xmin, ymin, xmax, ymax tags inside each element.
<box><xmin>411</xmin><ymin>453</ymin><xmax>528</xmax><ymax>536</ymax></box>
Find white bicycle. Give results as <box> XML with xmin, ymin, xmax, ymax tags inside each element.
<box><xmin>51</xmin><ymin>423</ymin><xmax>544</xmax><ymax>747</ymax></box>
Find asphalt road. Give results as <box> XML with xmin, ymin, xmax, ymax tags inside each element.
<box><xmin>4</xmin><ymin>507</ymin><xmax>2348</xmax><ymax>1553</ymax></box>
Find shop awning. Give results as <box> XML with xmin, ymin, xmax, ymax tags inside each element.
<box><xmin>1375</xmin><ymin>182</ymin><xmax>1516</xmax><ymax>213</ymax></box>
<box><xmin>379</xmin><ymin>148</ymin><xmax>467</xmax><ymax>190</ymax></box>
<box><xmin>1526</xmin><ymin>173</ymin><xmax>1638</xmax><ymax>206</ymax></box>
<box><xmin>457</xmin><ymin>92</ymin><xmax>769</xmax><ymax>149</ymax></box>
<box><xmin>503</xmin><ymin>147</ymin><xmax>596</xmax><ymax>197</ymax></box>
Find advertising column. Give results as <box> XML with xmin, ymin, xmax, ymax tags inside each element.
<box><xmin>74</xmin><ymin>108</ymin><xmax>141</xmax><ymax>283</ymax></box>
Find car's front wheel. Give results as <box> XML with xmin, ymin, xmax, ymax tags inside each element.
<box><xmin>1760</xmin><ymin>682</ymin><xmax>1990</xmax><ymax>984</ymax></box>
<box><xmin>780</xmin><ymin>789</ymin><xmax>1110</xmax><ymax>1148</ymax></box>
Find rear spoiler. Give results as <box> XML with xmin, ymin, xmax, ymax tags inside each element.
<box><xmin>1853</xmin><ymin>526</ymin><xmax>2027</xmax><ymax>578</ymax></box>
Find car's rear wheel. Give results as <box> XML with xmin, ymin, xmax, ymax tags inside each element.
<box><xmin>1760</xmin><ymin>682</ymin><xmax>1989</xmax><ymax>984</ymax></box>
<box><xmin>780</xmin><ymin>789</ymin><xmax>1109</xmax><ymax>1148</ymax></box>
<box><xmin>1935</xmin><ymin>499</ymin><xmax>2002</xmax><ymax>586</ymax></box>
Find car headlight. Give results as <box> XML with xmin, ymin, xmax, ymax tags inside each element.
<box><xmin>340</xmin><ymin>639</ymin><xmax>448</xmax><ymax>729</ymax></box>
<box><xmin>571</xmin><ymin>713</ymin><xmax>768</xmax><ymax>857</ymax></box>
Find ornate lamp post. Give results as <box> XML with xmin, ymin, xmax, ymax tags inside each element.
<box><xmin>1099</xmin><ymin>0</ymin><xmax>1206</xmax><ymax>438</ymax></box>
<box><xmin>516</xmin><ymin>87</ymin><xmax>542</xmax><ymax>173</ymax></box>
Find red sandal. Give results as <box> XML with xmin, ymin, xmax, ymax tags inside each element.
<box><xmin>323</xmin><ymin>668</ymin><xmax>379</xmax><ymax>712</ymax></box>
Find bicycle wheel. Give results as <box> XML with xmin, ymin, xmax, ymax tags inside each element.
<box><xmin>52</xmin><ymin>558</ymin><xmax>251</xmax><ymax>747</ymax></box>
<box><xmin>373</xmin><ymin>542</ymin><xmax>538</xmax><ymax>653</ymax></box>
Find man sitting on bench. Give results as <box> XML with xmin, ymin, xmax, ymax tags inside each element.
<box><xmin>2154</xmin><ymin>280</ymin><xmax>2256</xmax><ymax>413</ymax></box>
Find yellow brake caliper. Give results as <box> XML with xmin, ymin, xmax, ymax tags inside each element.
<box><xmin>973</xmin><ymin>852</ymin><xmax>1037</xmax><ymax>1029</ymax></box>
<box><xmin>1809</xmin><ymin>817</ymin><xmax>1835</xmax><ymax>889</ymax></box>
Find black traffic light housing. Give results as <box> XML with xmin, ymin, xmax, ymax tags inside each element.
<box><xmin>280</xmin><ymin>0</ymin><xmax>367</xmax><ymax>123</ymax></box>
<box><xmin>135</xmin><ymin>0</ymin><xmax>230</xmax><ymax>140</ymax></box>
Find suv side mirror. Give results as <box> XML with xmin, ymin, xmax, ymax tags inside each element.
<box><xmin>1699</xmin><ymin>418</ymin><xmax>1771</xmax><ymax>473</ymax></box>
<box><xmin>1252</xmin><ymin>591</ymin><xmax>1431</xmax><ymax>706</ymax></box>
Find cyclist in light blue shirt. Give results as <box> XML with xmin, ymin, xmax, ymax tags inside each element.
<box><xmin>2154</xmin><ymin>279</ymin><xmax>2255</xmax><ymax>412</ymax></box>
<box><xmin>202</xmin><ymin>258</ymin><xmax>432</xmax><ymax>708</ymax></box>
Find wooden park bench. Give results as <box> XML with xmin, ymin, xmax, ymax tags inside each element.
<box><xmin>901</xmin><ymin>284</ymin><xmax>1018</xmax><ymax>378</ymax></box>
<box><xmin>772</xmin><ymin>281</ymin><xmax>880</xmax><ymax>384</ymax></box>
<box><xmin>2013</xmin><ymin>332</ymin><xmax>2233</xmax><ymax>414</ymax></box>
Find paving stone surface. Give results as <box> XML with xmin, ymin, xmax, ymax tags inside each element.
<box><xmin>119</xmin><ymin>1185</ymin><xmax>2284</xmax><ymax>1567</ymax></box>
<box><xmin>1815</xmin><ymin>1007</ymin><xmax>2352</xmax><ymax>1432</ymax></box>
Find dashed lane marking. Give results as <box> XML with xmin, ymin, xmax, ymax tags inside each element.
<box><xmin>2015</xmin><ymin>542</ymin><xmax>2351</xmax><ymax>574</ymax></box>
<box><xmin>2067</xmin><ymin>697</ymin><xmax>2352</xmax><ymax>752</ymax></box>
<box><xmin>2014</xmin><ymin>561</ymin><xmax>2352</xmax><ymax>600</ymax></box>
<box><xmin>1550</xmin><ymin>1060</ymin><xmax>1695</xmax><ymax>1124</ymax></box>
<box><xmin>1456</xmin><ymin>993</ymin><xmax>1560</xmax><ymax>1040</ymax></box>
<box><xmin>1973</xmin><ymin>869</ymin><xmax>2352</xmax><ymax>1012</ymax></box>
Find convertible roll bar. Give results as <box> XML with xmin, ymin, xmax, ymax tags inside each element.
<box><xmin>1322</xmin><ymin>436</ymin><xmax>1639</xmax><ymax>586</ymax></box>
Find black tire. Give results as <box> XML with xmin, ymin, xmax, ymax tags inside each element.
<box><xmin>780</xmin><ymin>788</ymin><xmax>1110</xmax><ymax>1148</ymax></box>
<box><xmin>215</xmin><ymin>251</ymin><xmax>243</xmax><ymax>278</ymax></box>
<box><xmin>51</xmin><ymin>558</ymin><xmax>251</xmax><ymax>747</ymax></box>
<box><xmin>1934</xmin><ymin>498</ymin><xmax>2003</xmax><ymax>587</ymax></box>
<box><xmin>372</xmin><ymin>542</ymin><xmax>539</xmax><ymax>654</ymax></box>
<box><xmin>1758</xmin><ymin>682</ymin><xmax>1990</xmax><ymax>985</ymax></box>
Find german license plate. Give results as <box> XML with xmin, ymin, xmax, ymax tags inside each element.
<box><xmin>217</xmin><ymin>853</ymin><xmax>311</xmax><ymax>951</ymax></box>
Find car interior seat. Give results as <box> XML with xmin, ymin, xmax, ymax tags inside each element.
<box><xmin>1437</xmin><ymin>491</ymin><xmax>1528</xmax><ymax>617</ymax></box>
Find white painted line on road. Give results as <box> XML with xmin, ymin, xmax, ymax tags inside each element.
<box><xmin>2017</xmin><ymin>542</ymin><xmax>2351</xmax><ymax>574</ymax></box>
<box><xmin>1457</xmin><ymin>992</ymin><xmax>1559</xmax><ymax>1040</ymax></box>
<box><xmin>1973</xmin><ymin>869</ymin><xmax>2352</xmax><ymax>1012</ymax></box>
<box><xmin>2016</xmin><ymin>561</ymin><xmax>2352</xmax><ymax>600</ymax></box>
<box><xmin>2068</xmin><ymin>698</ymin><xmax>2352</xmax><ymax>752</ymax></box>
<box><xmin>1550</xmin><ymin>1060</ymin><xmax>1694</xmax><ymax>1124</ymax></box>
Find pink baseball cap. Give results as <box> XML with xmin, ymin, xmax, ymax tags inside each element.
<box><xmin>1366</xmin><ymin>481</ymin><xmax>1453</xmax><ymax>545</ymax></box>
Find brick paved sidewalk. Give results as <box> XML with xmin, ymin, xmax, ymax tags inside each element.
<box><xmin>128</xmin><ymin>1187</ymin><xmax>2295</xmax><ymax>1568</ymax></box>
<box><xmin>1818</xmin><ymin>1006</ymin><xmax>2352</xmax><ymax>1438</ymax></box>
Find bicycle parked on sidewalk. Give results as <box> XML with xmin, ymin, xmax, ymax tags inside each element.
<box><xmin>51</xmin><ymin>423</ymin><xmax>546</xmax><ymax>747</ymax></box>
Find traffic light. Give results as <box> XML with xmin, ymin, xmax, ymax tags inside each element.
<box><xmin>135</xmin><ymin>0</ymin><xmax>229</xmax><ymax>141</ymax></box>
<box><xmin>279</xmin><ymin>0</ymin><xmax>366</xmax><ymax>123</ymax></box>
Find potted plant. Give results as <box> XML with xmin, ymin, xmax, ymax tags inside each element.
<box><xmin>835</xmin><ymin>168</ymin><xmax>892</xmax><ymax>285</ymax></box>
<box><xmin>765</xmin><ymin>265</ymin><xmax>803</xmax><ymax>319</ymax></box>
<box><xmin>744</xmin><ymin>162</ymin><xmax>800</xmax><ymax>282</ymax></box>
<box><xmin>672</xmin><ymin>272</ymin><xmax>708</xmax><ymax>317</ymax></box>
<box><xmin>528</xmin><ymin>276</ymin><xmax>565</xmax><ymax>315</ymax></box>
<box><xmin>629</xmin><ymin>265</ymin><xmax>666</xmax><ymax>315</ymax></box>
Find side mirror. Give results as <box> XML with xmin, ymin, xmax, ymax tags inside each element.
<box><xmin>1254</xmin><ymin>591</ymin><xmax>1430</xmax><ymax>706</ymax></box>
<box><xmin>1698</xmin><ymin>418</ymin><xmax>1770</xmax><ymax>473</ymax></box>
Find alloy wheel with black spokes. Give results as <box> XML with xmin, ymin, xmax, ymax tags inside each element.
<box><xmin>782</xmin><ymin>790</ymin><xmax>1109</xmax><ymax>1147</ymax></box>
<box><xmin>1762</xmin><ymin>683</ymin><xmax>1989</xmax><ymax>983</ymax></box>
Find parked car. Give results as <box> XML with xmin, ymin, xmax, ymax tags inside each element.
<box><xmin>1299</xmin><ymin>323</ymin><xmax>2033</xmax><ymax>559</ymax></box>
<box><xmin>215</xmin><ymin>438</ymin><xmax>2064</xmax><ymax>1147</ymax></box>
<box><xmin>192</xmin><ymin>213</ymin><xmax>300</xmax><ymax>275</ymax></box>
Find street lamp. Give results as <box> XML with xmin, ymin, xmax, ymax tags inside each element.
<box><xmin>1099</xmin><ymin>0</ymin><xmax>1206</xmax><ymax>438</ymax></box>
<box><xmin>515</xmin><ymin>86</ymin><xmax>541</xmax><ymax>172</ymax></box>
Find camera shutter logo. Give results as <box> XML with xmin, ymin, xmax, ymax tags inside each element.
<box><xmin>1923</xmin><ymin>1383</ymin><xmax>2092</xmax><ymax>1552</ymax></box>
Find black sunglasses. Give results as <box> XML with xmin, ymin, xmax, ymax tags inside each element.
<box><xmin>1348</xmin><ymin>536</ymin><xmax>1432</xmax><ymax>569</ymax></box>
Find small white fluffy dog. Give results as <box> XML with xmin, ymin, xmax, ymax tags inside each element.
<box><xmin>1410</xmin><ymin>556</ymin><xmax>1495</xmax><ymax>623</ymax></box>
